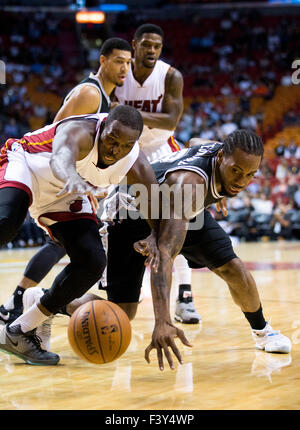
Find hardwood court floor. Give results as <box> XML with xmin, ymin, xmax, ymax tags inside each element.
<box><xmin>0</xmin><ymin>240</ymin><xmax>299</xmax><ymax>410</ymax></box>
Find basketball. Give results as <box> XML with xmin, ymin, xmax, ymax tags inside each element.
<box><xmin>67</xmin><ymin>300</ymin><xmax>132</xmax><ymax>364</ymax></box>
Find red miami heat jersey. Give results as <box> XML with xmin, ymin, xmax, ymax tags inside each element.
<box><xmin>0</xmin><ymin>113</ymin><xmax>139</xmax><ymax>229</ymax></box>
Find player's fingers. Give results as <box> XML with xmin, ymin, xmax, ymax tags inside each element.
<box><xmin>162</xmin><ymin>345</ymin><xmax>175</xmax><ymax>370</ymax></box>
<box><xmin>156</xmin><ymin>346</ymin><xmax>164</xmax><ymax>371</ymax></box>
<box><xmin>177</xmin><ymin>329</ymin><xmax>193</xmax><ymax>347</ymax></box>
<box><xmin>145</xmin><ymin>344</ymin><xmax>153</xmax><ymax>363</ymax></box>
<box><xmin>169</xmin><ymin>340</ymin><xmax>184</xmax><ymax>365</ymax></box>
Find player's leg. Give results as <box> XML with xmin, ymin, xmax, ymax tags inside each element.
<box><xmin>0</xmin><ymin>187</ymin><xmax>30</xmax><ymax>248</ymax></box>
<box><xmin>106</xmin><ymin>217</ymin><xmax>150</xmax><ymax>320</ymax></box>
<box><xmin>182</xmin><ymin>209</ymin><xmax>291</xmax><ymax>353</ymax></box>
<box><xmin>212</xmin><ymin>258</ymin><xmax>291</xmax><ymax>353</ymax></box>
<box><xmin>0</xmin><ymin>187</ymin><xmax>32</xmax><ymax>324</ymax></box>
<box><xmin>0</xmin><ymin>239</ymin><xmax>67</xmax><ymax>325</ymax></box>
<box><xmin>174</xmin><ymin>254</ymin><xmax>201</xmax><ymax>324</ymax></box>
<box><xmin>0</xmin><ymin>218</ymin><xmax>106</xmax><ymax>364</ymax></box>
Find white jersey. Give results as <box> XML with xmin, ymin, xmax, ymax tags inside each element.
<box><xmin>0</xmin><ymin>113</ymin><xmax>139</xmax><ymax>231</ymax></box>
<box><xmin>115</xmin><ymin>60</ymin><xmax>177</xmax><ymax>161</ymax></box>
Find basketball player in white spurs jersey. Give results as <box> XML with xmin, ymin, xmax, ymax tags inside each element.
<box><xmin>0</xmin><ymin>38</ymin><xmax>132</xmax><ymax>326</ymax></box>
<box><xmin>113</xmin><ymin>23</ymin><xmax>201</xmax><ymax>324</ymax></box>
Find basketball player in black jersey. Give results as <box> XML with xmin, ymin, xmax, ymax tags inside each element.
<box><xmin>27</xmin><ymin>129</ymin><xmax>291</xmax><ymax>369</ymax></box>
<box><xmin>0</xmin><ymin>38</ymin><xmax>132</xmax><ymax>326</ymax></box>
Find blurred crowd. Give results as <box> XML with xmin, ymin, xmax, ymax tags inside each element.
<box><xmin>0</xmin><ymin>8</ymin><xmax>299</xmax><ymax>248</ymax></box>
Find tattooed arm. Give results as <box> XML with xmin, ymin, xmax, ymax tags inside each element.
<box><xmin>135</xmin><ymin>170</ymin><xmax>206</xmax><ymax>370</ymax></box>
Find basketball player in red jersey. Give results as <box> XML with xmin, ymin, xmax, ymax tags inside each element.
<box><xmin>0</xmin><ymin>38</ymin><xmax>132</xmax><ymax>326</ymax></box>
<box><xmin>113</xmin><ymin>23</ymin><xmax>202</xmax><ymax>324</ymax></box>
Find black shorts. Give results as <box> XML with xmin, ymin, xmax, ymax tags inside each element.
<box><xmin>106</xmin><ymin>209</ymin><xmax>237</xmax><ymax>303</ymax></box>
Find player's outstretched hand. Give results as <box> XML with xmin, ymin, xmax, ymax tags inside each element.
<box><xmin>57</xmin><ymin>173</ymin><xmax>107</xmax><ymax>199</ymax></box>
<box><xmin>133</xmin><ymin>232</ymin><xmax>160</xmax><ymax>273</ymax></box>
<box><xmin>145</xmin><ymin>321</ymin><xmax>192</xmax><ymax>371</ymax></box>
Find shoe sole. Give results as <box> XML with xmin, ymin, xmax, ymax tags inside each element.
<box><xmin>255</xmin><ymin>344</ymin><xmax>291</xmax><ymax>354</ymax></box>
<box><xmin>174</xmin><ymin>314</ymin><xmax>201</xmax><ymax>324</ymax></box>
<box><xmin>0</xmin><ymin>346</ymin><xmax>60</xmax><ymax>365</ymax></box>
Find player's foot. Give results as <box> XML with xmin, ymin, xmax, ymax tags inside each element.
<box><xmin>23</xmin><ymin>287</ymin><xmax>53</xmax><ymax>351</ymax></box>
<box><xmin>0</xmin><ymin>324</ymin><xmax>59</xmax><ymax>365</ymax></box>
<box><xmin>252</xmin><ymin>323</ymin><xmax>292</xmax><ymax>353</ymax></box>
<box><xmin>0</xmin><ymin>287</ymin><xmax>25</xmax><ymax>325</ymax></box>
<box><xmin>174</xmin><ymin>294</ymin><xmax>202</xmax><ymax>324</ymax></box>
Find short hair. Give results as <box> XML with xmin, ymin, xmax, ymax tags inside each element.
<box><xmin>223</xmin><ymin>129</ymin><xmax>264</xmax><ymax>157</ymax></box>
<box><xmin>105</xmin><ymin>105</ymin><xmax>143</xmax><ymax>135</ymax></box>
<box><xmin>134</xmin><ymin>23</ymin><xmax>164</xmax><ymax>41</ymax></box>
<box><xmin>100</xmin><ymin>37</ymin><xmax>131</xmax><ymax>57</ymax></box>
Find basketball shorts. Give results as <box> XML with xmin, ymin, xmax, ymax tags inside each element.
<box><xmin>106</xmin><ymin>209</ymin><xmax>237</xmax><ymax>303</ymax></box>
<box><xmin>0</xmin><ymin>139</ymin><xmax>96</xmax><ymax>235</ymax></box>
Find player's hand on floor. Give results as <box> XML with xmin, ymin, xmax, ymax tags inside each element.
<box><xmin>133</xmin><ymin>232</ymin><xmax>160</xmax><ymax>273</ymax></box>
<box><xmin>144</xmin><ymin>320</ymin><xmax>192</xmax><ymax>371</ymax></box>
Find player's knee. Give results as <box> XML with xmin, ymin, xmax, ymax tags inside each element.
<box><xmin>213</xmin><ymin>257</ymin><xmax>245</xmax><ymax>281</ymax></box>
<box><xmin>0</xmin><ymin>216</ymin><xmax>20</xmax><ymax>246</ymax></box>
<box><xmin>82</xmin><ymin>251</ymin><xmax>106</xmax><ymax>282</ymax></box>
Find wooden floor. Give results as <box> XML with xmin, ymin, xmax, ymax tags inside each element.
<box><xmin>0</xmin><ymin>240</ymin><xmax>299</xmax><ymax>410</ymax></box>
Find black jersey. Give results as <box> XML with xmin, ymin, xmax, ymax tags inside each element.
<box><xmin>62</xmin><ymin>73</ymin><xmax>110</xmax><ymax>114</ymax></box>
<box><xmin>151</xmin><ymin>142</ymin><xmax>224</xmax><ymax>208</ymax></box>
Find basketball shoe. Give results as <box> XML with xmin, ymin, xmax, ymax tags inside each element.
<box><xmin>252</xmin><ymin>322</ymin><xmax>292</xmax><ymax>353</ymax></box>
<box><xmin>23</xmin><ymin>287</ymin><xmax>53</xmax><ymax>351</ymax></box>
<box><xmin>174</xmin><ymin>285</ymin><xmax>201</xmax><ymax>324</ymax></box>
<box><xmin>0</xmin><ymin>324</ymin><xmax>59</xmax><ymax>365</ymax></box>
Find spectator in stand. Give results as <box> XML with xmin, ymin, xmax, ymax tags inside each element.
<box><xmin>220</xmin><ymin>116</ymin><xmax>238</xmax><ymax>137</ymax></box>
<box><xmin>270</xmin><ymin>197</ymin><xmax>293</xmax><ymax>240</ymax></box>
<box><xmin>284</xmin><ymin>140</ymin><xmax>298</xmax><ymax>159</ymax></box>
<box><xmin>240</xmin><ymin>112</ymin><xmax>257</xmax><ymax>131</ymax></box>
<box><xmin>4</xmin><ymin>118</ymin><xmax>19</xmax><ymax>138</ymax></box>
<box><xmin>275</xmin><ymin>159</ymin><xmax>289</xmax><ymax>181</ymax></box>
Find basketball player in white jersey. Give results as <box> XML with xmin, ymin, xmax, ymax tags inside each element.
<box><xmin>0</xmin><ymin>38</ymin><xmax>133</xmax><ymax>326</ymax></box>
<box><xmin>113</xmin><ymin>23</ymin><xmax>201</xmax><ymax>324</ymax></box>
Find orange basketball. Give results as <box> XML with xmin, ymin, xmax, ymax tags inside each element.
<box><xmin>68</xmin><ymin>300</ymin><xmax>132</xmax><ymax>364</ymax></box>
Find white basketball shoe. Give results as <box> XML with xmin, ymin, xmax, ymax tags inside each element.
<box><xmin>252</xmin><ymin>322</ymin><xmax>292</xmax><ymax>353</ymax></box>
<box><xmin>22</xmin><ymin>287</ymin><xmax>53</xmax><ymax>351</ymax></box>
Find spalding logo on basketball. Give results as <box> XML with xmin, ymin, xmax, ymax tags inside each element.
<box><xmin>68</xmin><ymin>300</ymin><xmax>132</xmax><ymax>364</ymax></box>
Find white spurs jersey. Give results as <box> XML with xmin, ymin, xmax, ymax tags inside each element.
<box><xmin>114</xmin><ymin>60</ymin><xmax>174</xmax><ymax>160</ymax></box>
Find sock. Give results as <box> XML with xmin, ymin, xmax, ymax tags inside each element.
<box><xmin>243</xmin><ymin>305</ymin><xmax>267</xmax><ymax>330</ymax></box>
<box><xmin>9</xmin><ymin>303</ymin><xmax>50</xmax><ymax>333</ymax></box>
<box><xmin>178</xmin><ymin>284</ymin><xmax>193</xmax><ymax>302</ymax></box>
<box><xmin>174</xmin><ymin>254</ymin><xmax>192</xmax><ymax>285</ymax></box>
<box><xmin>3</xmin><ymin>286</ymin><xmax>25</xmax><ymax>311</ymax></box>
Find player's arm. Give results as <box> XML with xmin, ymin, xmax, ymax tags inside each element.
<box><xmin>50</xmin><ymin>121</ymin><xmax>106</xmax><ymax>198</ymax></box>
<box><xmin>126</xmin><ymin>150</ymin><xmax>161</xmax><ymax>271</ymax></box>
<box><xmin>53</xmin><ymin>85</ymin><xmax>101</xmax><ymax>122</ymax></box>
<box><xmin>139</xmin><ymin>67</ymin><xmax>184</xmax><ymax>130</ymax></box>
<box><xmin>135</xmin><ymin>170</ymin><xmax>206</xmax><ymax>370</ymax></box>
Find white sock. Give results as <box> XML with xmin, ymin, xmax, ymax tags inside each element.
<box><xmin>174</xmin><ymin>254</ymin><xmax>192</xmax><ymax>285</ymax></box>
<box><xmin>9</xmin><ymin>303</ymin><xmax>50</xmax><ymax>333</ymax></box>
<box><xmin>3</xmin><ymin>295</ymin><xmax>15</xmax><ymax>311</ymax></box>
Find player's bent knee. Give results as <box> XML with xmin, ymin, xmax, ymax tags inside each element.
<box><xmin>213</xmin><ymin>257</ymin><xmax>245</xmax><ymax>281</ymax></box>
